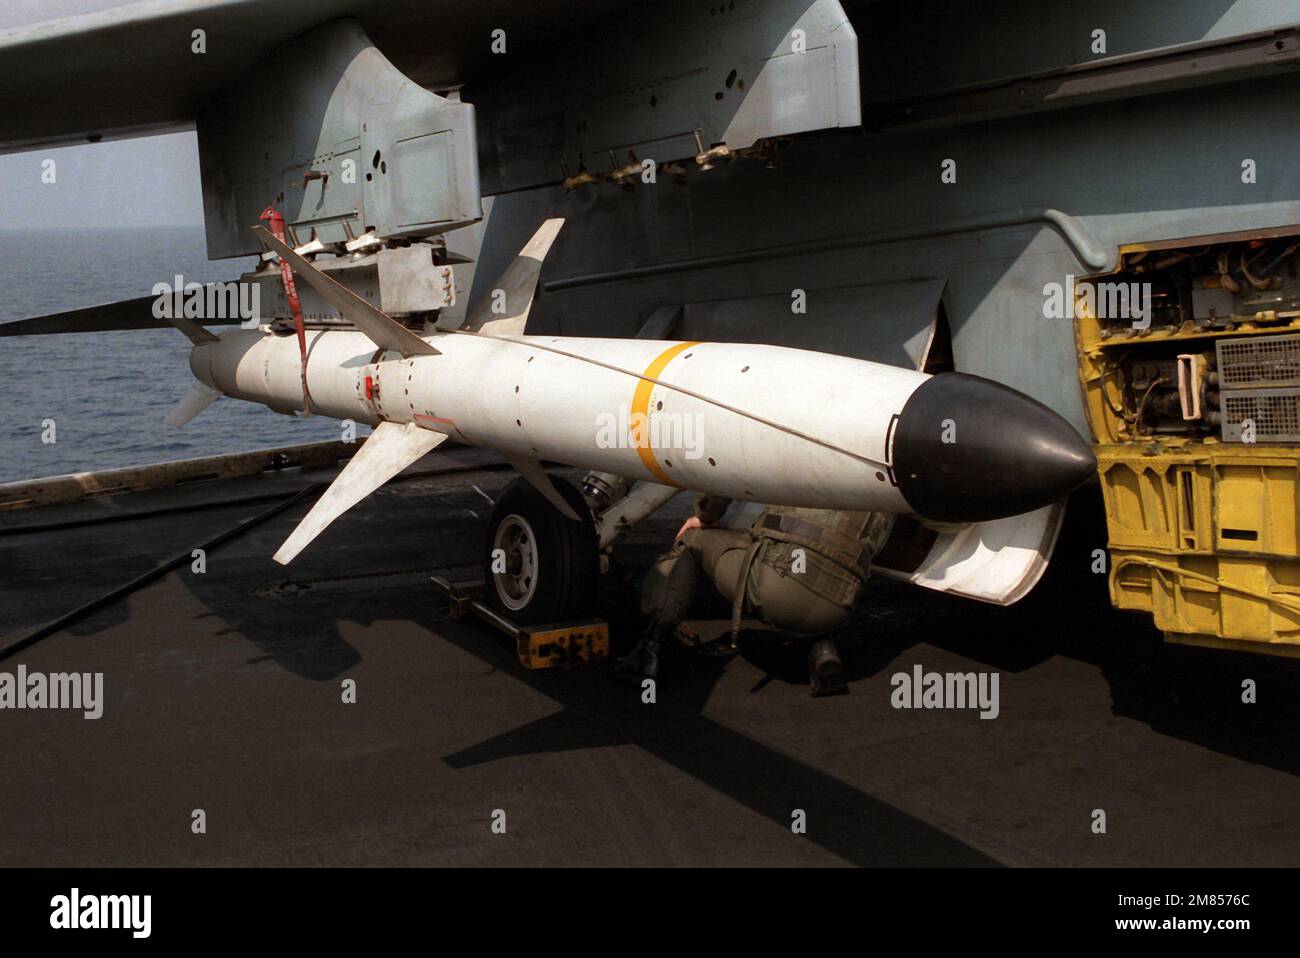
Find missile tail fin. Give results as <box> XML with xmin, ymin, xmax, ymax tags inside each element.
<box><xmin>164</xmin><ymin>382</ymin><xmax>222</xmax><ymax>427</ymax></box>
<box><xmin>460</xmin><ymin>218</ymin><xmax>564</xmax><ymax>338</ymax></box>
<box><xmin>274</xmin><ymin>421</ymin><xmax>448</xmax><ymax>564</ymax></box>
<box><xmin>166</xmin><ymin>314</ymin><xmax>220</xmax><ymax>346</ymax></box>
<box><xmin>501</xmin><ymin>452</ymin><xmax>581</xmax><ymax>521</ymax></box>
<box><xmin>250</xmin><ymin>226</ymin><xmax>439</xmax><ymax>357</ymax></box>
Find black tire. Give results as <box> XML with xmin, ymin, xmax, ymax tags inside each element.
<box><xmin>483</xmin><ymin>475</ymin><xmax>598</xmax><ymax>625</ymax></box>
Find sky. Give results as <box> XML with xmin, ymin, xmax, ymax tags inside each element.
<box><xmin>0</xmin><ymin>1</ymin><xmax>205</xmax><ymax>228</ymax></box>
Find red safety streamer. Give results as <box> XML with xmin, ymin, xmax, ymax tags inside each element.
<box><xmin>259</xmin><ymin>206</ymin><xmax>312</xmax><ymax>413</ymax></box>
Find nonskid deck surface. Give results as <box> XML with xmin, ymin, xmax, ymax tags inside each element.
<box><xmin>1</xmin><ymin>454</ymin><xmax>1298</xmax><ymax>867</ymax></box>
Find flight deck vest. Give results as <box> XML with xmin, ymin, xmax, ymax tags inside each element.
<box><xmin>750</xmin><ymin>506</ymin><xmax>894</xmax><ymax>609</ymax></box>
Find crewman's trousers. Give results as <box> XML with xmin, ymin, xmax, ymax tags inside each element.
<box><xmin>640</xmin><ymin>527</ymin><xmax>852</xmax><ymax>637</ymax></box>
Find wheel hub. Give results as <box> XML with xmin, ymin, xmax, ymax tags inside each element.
<box><xmin>491</xmin><ymin>513</ymin><xmax>538</xmax><ymax>611</ymax></box>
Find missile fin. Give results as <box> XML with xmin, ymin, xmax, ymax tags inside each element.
<box><xmin>164</xmin><ymin>382</ymin><xmax>222</xmax><ymax>428</ymax></box>
<box><xmin>166</xmin><ymin>314</ymin><xmax>220</xmax><ymax>346</ymax></box>
<box><xmin>273</xmin><ymin>421</ymin><xmax>449</xmax><ymax>565</ymax></box>
<box><xmin>501</xmin><ymin>452</ymin><xmax>582</xmax><ymax>521</ymax></box>
<box><xmin>251</xmin><ymin>226</ymin><xmax>439</xmax><ymax>357</ymax></box>
<box><xmin>633</xmin><ymin>305</ymin><xmax>682</xmax><ymax>340</ymax></box>
<box><xmin>461</xmin><ymin>218</ymin><xmax>564</xmax><ymax>338</ymax></box>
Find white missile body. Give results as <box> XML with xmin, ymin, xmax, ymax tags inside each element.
<box><xmin>168</xmin><ymin>218</ymin><xmax>1095</xmax><ymax>564</ymax></box>
<box><xmin>191</xmin><ymin>327</ymin><xmax>923</xmax><ymax>512</ymax></box>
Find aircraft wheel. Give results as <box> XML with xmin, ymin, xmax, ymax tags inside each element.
<box><xmin>483</xmin><ymin>476</ymin><xmax>598</xmax><ymax>625</ymax></box>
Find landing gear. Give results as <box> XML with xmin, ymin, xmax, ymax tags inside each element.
<box><xmin>483</xmin><ymin>476</ymin><xmax>598</xmax><ymax>626</ymax></box>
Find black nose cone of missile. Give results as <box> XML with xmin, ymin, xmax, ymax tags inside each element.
<box><xmin>890</xmin><ymin>373</ymin><xmax>1096</xmax><ymax>523</ymax></box>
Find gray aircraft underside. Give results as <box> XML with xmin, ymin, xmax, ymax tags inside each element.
<box><xmin>0</xmin><ymin>0</ymin><xmax>1297</xmax><ymax>436</ymax></box>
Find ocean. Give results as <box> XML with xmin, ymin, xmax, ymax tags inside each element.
<box><xmin>0</xmin><ymin>227</ymin><xmax>345</xmax><ymax>483</ymax></box>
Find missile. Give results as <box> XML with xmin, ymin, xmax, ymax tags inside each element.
<box><xmin>172</xmin><ymin>220</ymin><xmax>1096</xmax><ymax>563</ymax></box>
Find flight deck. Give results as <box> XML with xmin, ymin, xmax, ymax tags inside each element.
<box><xmin>1</xmin><ymin>450</ymin><xmax>1296</xmax><ymax>868</ymax></box>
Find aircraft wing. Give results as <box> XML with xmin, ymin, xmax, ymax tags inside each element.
<box><xmin>0</xmin><ymin>0</ymin><xmax>630</xmax><ymax>154</ymax></box>
<box><xmin>1</xmin><ymin>0</ymin><xmax>864</xmax><ymax>261</ymax></box>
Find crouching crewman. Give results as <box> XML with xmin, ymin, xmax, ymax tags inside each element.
<box><xmin>612</xmin><ymin>494</ymin><xmax>894</xmax><ymax>695</ymax></box>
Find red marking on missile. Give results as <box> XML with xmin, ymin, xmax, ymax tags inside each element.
<box><xmin>414</xmin><ymin>413</ymin><xmax>466</xmax><ymax>442</ymax></box>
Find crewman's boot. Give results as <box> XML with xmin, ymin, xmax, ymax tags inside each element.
<box><xmin>808</xmin><ymin>638</ymin><xmax>846</xmax><ymax>697</ymax></box>
<box><xmin>611</xmin><ymin>622</ymin><xmax>670</xmax><ymax>684</ymax></box>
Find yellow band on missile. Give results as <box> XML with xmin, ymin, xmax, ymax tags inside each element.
<box><xmin>631</xmin><ymin>341</ymin><xmax>700</xmax><ymax>485</ymax></box>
